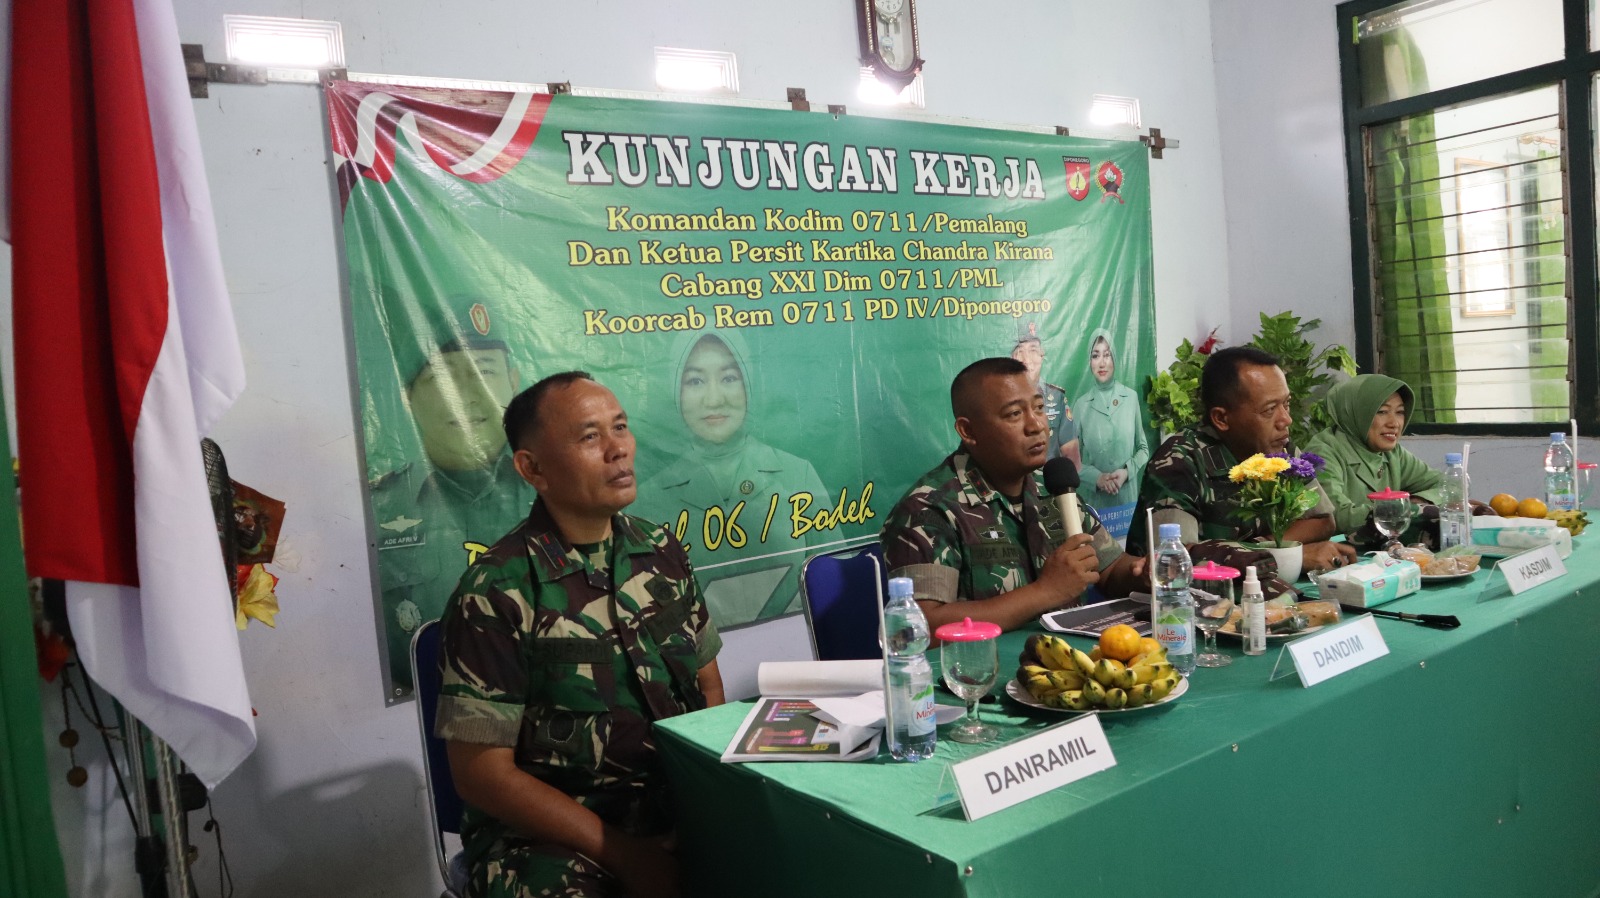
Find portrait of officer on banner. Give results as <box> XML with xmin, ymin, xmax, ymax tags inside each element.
<box><xmin>634</xmin><ymin>330</ymin><xmax>833</xmax><ymax>628</ymax></box>
<box><xmin>365</xmin><ymin>291</ymin><xmax>535</xmax><ymax>698</ymax></box>
<box><xmin>1009</xmin><ymin>319</ymin><xmax>1081</xmax><ymax>469</ymax></box>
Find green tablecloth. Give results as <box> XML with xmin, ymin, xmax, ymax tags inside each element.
<box><xmin>656</xmin><ymin>543</ymin><xmax>1600</xmax><ymax>897</ymax></box>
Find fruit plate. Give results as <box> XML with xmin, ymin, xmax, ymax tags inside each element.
<box><xmin>1004</xmin><ymin>676</ymin><xmax>1189</xmax><ymax>715</ymax></box>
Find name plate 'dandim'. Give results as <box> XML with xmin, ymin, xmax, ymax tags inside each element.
<box><xmin>1285</xmin><ymin>615</ymin><xmax>1389</xmax><ymax>688</ymax></box>
<box><xmin>1499</xmin><ymin>543</ymin><xmax>1567</xmax><ymax>595</ymax></box>
<box><xmin>951</xmin><ymin>713</ymin><xmax>1115</xmax><ymax>821</ymax></box>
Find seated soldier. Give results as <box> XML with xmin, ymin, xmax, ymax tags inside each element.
<box><xmin>436</xmin><ymin>371</ymin><xmax>724</xmax><ymax>898</ymax></box>
<box><xmin>1130</xmin><ymin>346</ymin><xmax>1357</xmax><ymax>592</ymax></box>
<box><xmin>882</xmin><ymin>357</ymin><xmax>1146</xmax><ymax>633</ymax></box>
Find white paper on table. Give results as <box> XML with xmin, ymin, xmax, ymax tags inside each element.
<box><xmin>810</xmin><ymin>690</ymin><xmax>886</xmax><ymax>730</ymax></box>
<box><xmin>757</xmin><ymin>660</ymin><xmax>883</xmax><ymax>697</ymax></box>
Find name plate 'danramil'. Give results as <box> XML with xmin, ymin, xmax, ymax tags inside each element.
<box><xmin>1285</xmin><ymin>615</ymin><xmax>1389</xmax><ymax>688</ymax></box>
<box><xmin>951</xmin><ymin>714</ymin><xmax>1115</xmax><ymax>821</ymax></box>
<box><xmin>1500</xmin><ymin>542</ymin><xmax>1567</xmax><ymax>596</ymax></box>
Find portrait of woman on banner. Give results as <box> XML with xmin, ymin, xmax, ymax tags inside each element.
<box><xmin>1073</xmin><ymin>328</ymin><xmax>1149</xmax><ymax>540</ymax></box>
<box><xmin>635</xmin><ymin>331</ymin><xmax>833</xmax><ymax>627</ymax></box>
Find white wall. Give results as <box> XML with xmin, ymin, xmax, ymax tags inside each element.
<box><xmin>15</xmin><ymin>3</ymin><xmax>1235</xmax><ymax>896</ymax></box>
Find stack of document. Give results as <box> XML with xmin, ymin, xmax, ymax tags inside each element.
<box><xmin>720</xmin><ymin>660</ymin><xmax>886</xmax><ymax>763</ymax></box>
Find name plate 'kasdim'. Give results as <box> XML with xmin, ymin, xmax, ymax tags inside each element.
<box><xmin>1286</xmin><ymin>615</ymin><xmax>1389</xmax><ymax>688</ymax></box>
<box><xmin>1499</xmin><ymin>543</ymin><xmax>1567</xmax><ymax>596</ymax></box>
<box><xmin>951</xmin><ymin>714</ymin><xmax>1115</xmax><ymax>821</ymax></box>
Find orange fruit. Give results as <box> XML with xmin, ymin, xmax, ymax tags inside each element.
<box><xmin>1489</xmin><ymin>493</ymin><xmax>1519</xmax><ymax>517</ymax></box>
<box><xmin>1137</xmin><ymin>637</ymin><xmax>1162</xmax><ymax>657</ymax></box>
<box><xmin>1099</xmin><ymin>624</ymin><xmax>1143</xmax><ymax>662</ymax></box>
<box><xmin>1516</xmin><ymin>497</ymin><xmax>1548</xmax><ymax>519</ymax></box>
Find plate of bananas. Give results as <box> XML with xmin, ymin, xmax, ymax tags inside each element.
<box><xmin>1011</xmin><ymin>633</ymin><xmax>1187</xmax><ymax>714</ymax></box>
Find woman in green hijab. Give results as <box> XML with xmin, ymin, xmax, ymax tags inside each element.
<box><xmin>1303</xmin><ymin>374</ymin><xmax>1442</xmax><ymax>533</ymax></box>
<box><xmin>1072</xmin><ymin>329</ymin><xmax>1149</xmax><ymax>510</ymax></box>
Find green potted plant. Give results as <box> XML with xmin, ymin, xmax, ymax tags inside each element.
<box><xmin>1146</xmin><ymin>312</ymin><xmax>1356</xmax><ymax>447</ymax></box>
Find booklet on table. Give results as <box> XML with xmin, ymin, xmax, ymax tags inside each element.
<box><xmin>720</xmin><ymin>660</ymin><xmax>885</xmax><ymax>763</ymax></box>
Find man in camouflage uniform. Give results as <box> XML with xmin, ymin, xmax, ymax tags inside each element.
<box><xmin>1129</xmin><ymin>346</ymin><xmax>1356</xmax><ymax>593</ymax></box>
<box><xmin>368</xmin><ymin>295</ymin><xmax>535</xmax><ymax>699</ymax></box>
<box><xmin>437</xmin><ymin>372</ymin><xmax>724</xmax><ymax>898</ymax></box>
<box><xmin>882</xmin><ymin>357</ymin><xmax>1146</xmax><ymax>633</ymax></box>
<box><xmin>1011</xmin><ymin>321</ymin><xmax>1081</xmax><ymax>468</ymax></box>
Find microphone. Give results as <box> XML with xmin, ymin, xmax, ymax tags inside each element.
<box><xmin>1042</xmin><ymin>457</ymin><xmax>1083</xmax><ymax>538</ymax></box>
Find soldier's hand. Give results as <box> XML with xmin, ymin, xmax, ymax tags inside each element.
<box><xmin>606</xmin><ymin>831</ymin><xmax>680</xmax><ymax>898</ymax></box>
<box><xmin>1301</xmin><ymin>540</ymin><xmax>1357</xmax><ymax>573</ymax></box>
<box><xmin>1040</xmin><ymin>533</ymin><xmax>1100</xmax><ymax>605</ymax></box>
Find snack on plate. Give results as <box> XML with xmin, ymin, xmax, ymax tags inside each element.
<box><xmin>1296</xmin><ymin>600</ymin><xmax>1342</xmax><ymax>627</ymax></box>
<box><xmin>1218</xmin><ymin>600</ymin><xmax>1307</xmax><ymax>634</ymax></box>
<box><xmin>1397</xmin><ymin>545</ymin><xmax>1480</xmax><ymax>576</ymax></box>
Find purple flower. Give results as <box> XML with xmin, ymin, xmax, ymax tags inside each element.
<box><xmin>1300</xmin><ymin>451</ymin><xmax>1327</xmax><ymax>473</ymax></box>
<box><xmin>1285</xmin><ymin>457</ymin><xmax>1316</xmax><ymax>480</ymax></box>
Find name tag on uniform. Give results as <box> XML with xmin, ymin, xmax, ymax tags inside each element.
<box><xmin>971</xmin><ymin>528</ymin><xmax>1020</xmax><ymax>565</ymax></box>
<box><xmin>1285</xmin><ymin>616</ymin><xmax>1388</xmax><ymax>688</ymax></box>
<box><xmin>952</xmin><ymin>715</ymin><xmax>1115</xmax><ymax>821</ymax></box>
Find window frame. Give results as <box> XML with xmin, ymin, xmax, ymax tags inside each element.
<box><xmin>1338</xmin><ymin>0</ymin><xmax>1600</xmax><ymax>435</ymax></box>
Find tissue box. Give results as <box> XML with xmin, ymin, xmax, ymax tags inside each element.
<box><xmin>1470</xmin><ymin>516</ymin><xmax>1573</xmax><ymax>558</ymax></box>
<box><xmin>1314</xmin><ymin>554</ymin><xmax>1421</xmax><ymax>608</ymax></box>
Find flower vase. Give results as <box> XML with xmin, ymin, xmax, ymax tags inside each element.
<box><xmin>1252</xmin><ymin>541</ymin><xmax>1302</xmax><ymax>583</ymax></box>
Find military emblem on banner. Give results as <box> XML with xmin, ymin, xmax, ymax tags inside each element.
<box><xmin>1097</xmin><ymin>161</ymin><xmax>1125</xmax><ymax>204</ymax></box>
<box><xmin>1063</xmin><ymin>156</ymin><xmax>1091</xmax><ymax>202</ymax></box>
<box><xmin>469</xmin><ymin>302</ymin><xmax>492</xmax><ymax>336</ymax></box>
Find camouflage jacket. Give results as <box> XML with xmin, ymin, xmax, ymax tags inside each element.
<box><xmin>435</xmin><ymin>499</ymin><xmax>722</xmax><ymax>850</ymax></box>
<box><xmin>881</xmin><ymin>449</ymin><xmax>1121</xmax><ymax>605</ymax></box>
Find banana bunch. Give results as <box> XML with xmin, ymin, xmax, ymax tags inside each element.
<box><xmin>1018</xmin><ymin>633</ymin><xmax>1182</xmax><ymax>711</ymax></box>
<box><xmin>1546</xmin><ymin>509</ymin><xmax>1590</xmax><ymax>536</ymax></box>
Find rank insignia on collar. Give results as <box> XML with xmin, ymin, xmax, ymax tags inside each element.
<box><xmin>983</xmin><ymin>528</ymin><xmax>1003</xmax><ymax>541</ymax></box>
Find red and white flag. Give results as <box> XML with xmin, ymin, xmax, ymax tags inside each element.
<box><xmin>9</xmin><ymin>0</ymin><xmax>253</xmax><ymax>787</ymax></box>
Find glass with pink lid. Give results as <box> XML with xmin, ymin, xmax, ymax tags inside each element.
<box><xmin>1367</xmin><ymin>488</ymin><xmax>1412</xmax><ymax>554</ymax></box>
<box><xmin>1191</xmin><ymin>560</ymin><xmax>1239</xmax><ymax>668</ymax></box>
<box><xmin>933</xmin><ymin>617</ymin><xmax>1001</xmax><ymax>744</ymax></box>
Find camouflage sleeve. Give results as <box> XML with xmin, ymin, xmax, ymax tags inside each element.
<box><xmin>1081</xmin><ymin>503</ymin><xmax>1122</xmax><ymax>570</ymax></box>
<box><xmin>434</xmin><ymin>566</ymin><xmax>531</xmax><ymax>747</ymax></box>
<box><xmin>1128</xmin><ymin>444</ymin><xmax>1204</xmax><ymax>554</ymax></box>
<box><xmin>881</xmin><ymin>489</ymin><xmax>962</xmax><ymax>604</ymax></box>
<box><xmin>658</xmin><ymin>525</ymin><xmax>722</xmax><ymax>668</ymax></box>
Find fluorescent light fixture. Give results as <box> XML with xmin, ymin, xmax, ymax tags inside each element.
<box><xmin>654</xmin><ymin>48</ymin><xmax>739</xmax><ymax>94</ymax></box>
<box><xmin>224</xmin><ymin>15</ymin><xmax>344</xmax><ymax>69</ymax></box>
<box><xmin>1089</xmin><ymin>94</ymin><xmax>1140</xmax><ymax>128</ymax></box>
<box><xmin>857</xmin><ymin>68</ymin><xmax>925</xmax><ymax>108</ymax></box>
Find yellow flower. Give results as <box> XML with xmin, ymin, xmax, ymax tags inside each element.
<box><xmin>1230</xmin><ymin>454</ymin><xmax>1289</xmax><ymax>483</ymax></box>
<box><xmin>236</xmin><ymin>564</ymin><xmax>281</xmax><ymax>630</ymax></box>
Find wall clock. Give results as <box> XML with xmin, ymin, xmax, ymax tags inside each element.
<box><xmin>857</xmin><ymin>0</ymin><xmax>922</xmax><ymax>91</ymax></box>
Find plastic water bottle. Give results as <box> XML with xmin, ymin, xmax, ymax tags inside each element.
<box><xmin>1241</xmin><ymin>565</ymin><xmax>1266</xmax><ymax>657</ymax></box>
<box><xmin>1544</xmin><ymin>433</ymin><xmax>1577</xmax><ymax>512</ymax></box>
<box><xmin>883</xmin><ymin>577</ymin><xmax>935</xmax><ymax>762</ymax></box>
<box><xmin>1151</xmin><ymin>524</ymin><xmax>1195</xmax><ymax>676</ymax></box>
<box><xmin>1439</xmin><ymin>452</ymin><xmax>1470</xmax><ymax>551</ymax></box>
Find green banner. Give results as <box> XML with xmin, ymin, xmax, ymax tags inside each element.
<box><xmin>327</xmin><ymin>85</ymin><xmax>1156</xmax><ymax>699</ymax></box>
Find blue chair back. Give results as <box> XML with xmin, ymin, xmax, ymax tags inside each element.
<box><xmin>411</xmin><ymin>620</ymin><xmax>466</xmax><ymax>893</ymax></box>
<box><xmin>800</xmin><ymin>543</ymin><xmax>887</xmax><ymax>661</ymax></box>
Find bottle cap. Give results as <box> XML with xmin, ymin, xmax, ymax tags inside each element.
<box><xmin>1158</xmin><ymin>522</ymin><xmax>1181</xmax><ymax>541</ymax></box>
<box><xmin>1367</xmin><ymin>488</ymin><xmax>1410</xmax><ymax>500</ymax></box>
<box><xmin>933</xmin><ymin>616</ymin><xmax>1001</xmax><ymax>642</ymax></box>
<box><xmin>1192</xmin><ymin>560</ymin><xmax>1240</xmax><ymax>581</ymax></box>
<box><xmin>1244</xmin><ymin>565</ymin><xmax>1260</xmax><ymax>586</ymax></box>
<box><xmin>1551</xmin><ymin>432</ymin><xmax>1567</xmax><ymax>442</ymax></box>
<box><xmin>1444</xmin><ymin>452</ymin><xmax>1462</xmax><ymax>464</ymax></box>
<box><xmin>887</xmin><ymin>577</ymin><xmax>914</xmax><ymax>599</ymax></box>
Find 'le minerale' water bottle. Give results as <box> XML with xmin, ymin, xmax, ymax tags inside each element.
<box><xmin>1545</xmin><ymin>432</ymin><xmax>1577</xmax><ymax>512</ymax></box>
<box><xmin>1152</xmin><ymin>523</ymin><xmax>1195</xmax><ymax>676</ymax></box>
<box><xmin>883</xmin><ymin>577</ymin><xmax>936</xmax><ymax>761</ymax></box>
<box><xmin>1439</xmin><ymin>452</ymin><xmax>1470</xmax><ymax>551</ymax></box>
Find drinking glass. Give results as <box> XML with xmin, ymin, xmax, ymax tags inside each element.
<box><xmin>1371</xmin><ymin>493</ymin><xmax>1414</xmax><ymax>554</ymax></box>
<box><xmin>1191</xmin><ymin>561</ymin><xmax>1239</xmax><ymax>668</ymax></box>
<box><xmin>935</xmin><ymin>617</ymin><xmax>999</xmax><ymax>743</ymax></box>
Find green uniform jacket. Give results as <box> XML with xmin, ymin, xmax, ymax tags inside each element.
<box><xmin>369</xmin><ymin>450</ymin><xmax>535</xmax><ymax>697</ymax></box>
<box><xmin>1073</xmin><ymin>379</ymin><xmax>1148</xmax><ymax>508</ymax></box>
<box><xmin>436</xmin><ymin>499</ymin><xmax>721</xmax><ymax>884</ymax></box>
<box><xmin>881</xmin><ymin>449</ymin><xmax>1121</xmax><ymax>605</ymax></box>
<box><xmin>1042</xmin><ymin>381</ymin><xmax>1078</xmax><ymax>461</ymax></box>
<box><xmin>1303</xmin><ymin>374</ymin><xmax>1442</xmax><ymax>533</ymax></box>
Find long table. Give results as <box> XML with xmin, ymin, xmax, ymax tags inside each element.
<box><xmin>656</xmin><ymin>543</ymin><xmax>1600</xmax><ymax>897</ymax></box>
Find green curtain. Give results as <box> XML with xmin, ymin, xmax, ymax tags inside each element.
<box><xmin>1364</xmin><ymin>27</ymin><xmax>1459</xmax><ymax>424</ymax></box>
<box><xmin>0</xmin><ymin>387</ymin><xmax>69</xmax><ymax>898</ymax></box>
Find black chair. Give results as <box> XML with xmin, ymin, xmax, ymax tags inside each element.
<box><xmin>800</xmin><ymin>542</ymin><xmax>887</xmax><ymax>661</ymax></box>
<box><xmin>411</xmin><ymin>619</ymin><xmax>469</xmax><ymax>898</ymax></box>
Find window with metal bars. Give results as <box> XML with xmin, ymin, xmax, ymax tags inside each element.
<box><xmin>1339</xmin><ymin>0</ymin><xmax>1599</xmax><ymax>434</ymax></box>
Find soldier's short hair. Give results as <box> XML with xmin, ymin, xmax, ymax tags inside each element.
<box><xmin>1200</xmin><ymin>346</ymin><xmax>1281</xmax><ymax>413</ymax></box>
<box><xmin>951</xmin><ymin>357</ymin><xmax>1029</xmax><ymax>417</ymax></box>
<box><xmin>503</xmin><ymin>370</ymin><xmax>594</xmax><ymax>450</ymax></box>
